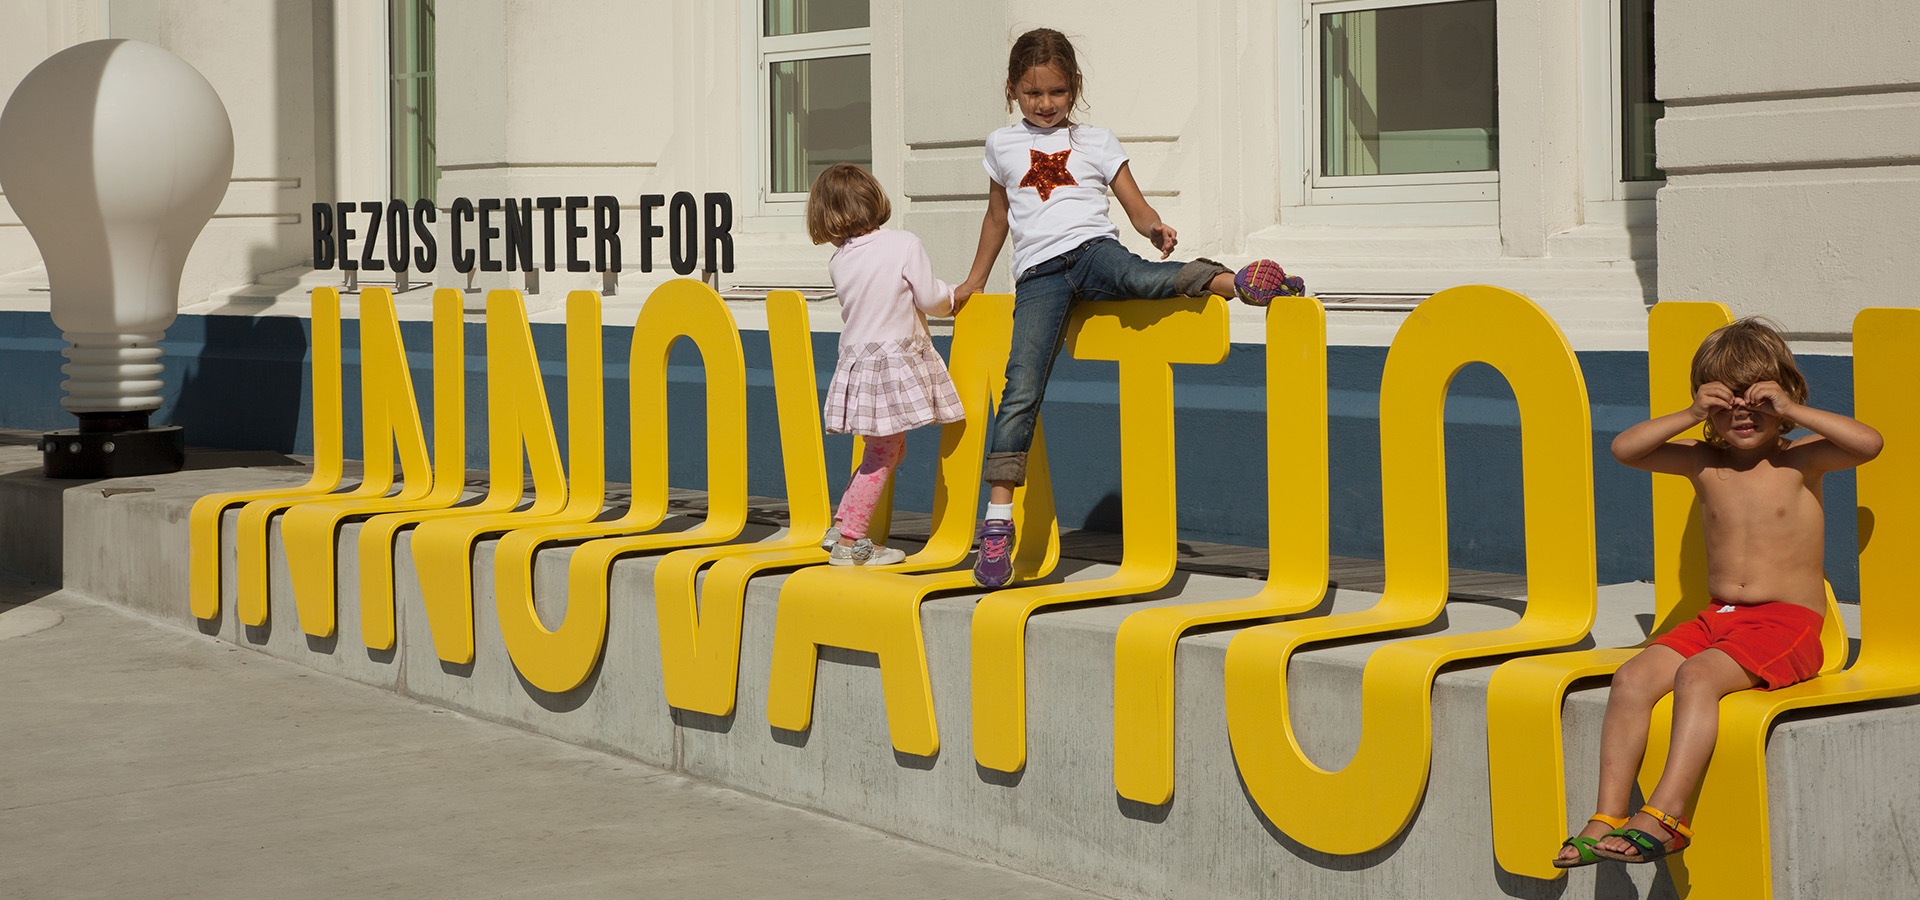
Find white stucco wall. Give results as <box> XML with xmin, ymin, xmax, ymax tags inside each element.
<box><xmin>0</xmin><ymin>1</ymin><xmax>105</xmax><ymax>277</ymax></box>
<box><xmin>7</xmin><ymin>1</ymin><xmax>1911</xmax><ymax>343</ymax></box>
<box><xmin>1655</xmin><ymin>1</ymin><xmax>1920</xmax><ymax>337</ymax></box>
<box><xmin>0</xmin><ymin>0</ymin><xmax>322</xmax><ymax>310</ymax></box>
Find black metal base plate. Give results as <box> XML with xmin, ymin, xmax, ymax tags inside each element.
<box><xmin>41</xmin><ymin>426</ymin><xmax>186</xmax><ymax>479</ymax></box>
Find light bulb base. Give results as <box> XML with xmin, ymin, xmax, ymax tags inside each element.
<box><xmin>75</xmin><ymin>410</ymin><xmax>151</xmax><ymax>434</ymax></box>
<box><xmin>41</xmin><ymin>415</ymin><xmax>184</xmax><ymax>479</ymax></box>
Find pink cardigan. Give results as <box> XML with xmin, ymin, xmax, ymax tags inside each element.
<box><xmin>829</xmin><ymin>229</ymin><xmax>955</xmax><ymax>351</ymax></box>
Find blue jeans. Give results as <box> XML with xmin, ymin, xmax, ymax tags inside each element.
<box><xmin>982</xmin><ymin>238</ymin><xmax>1228</xmax><ymax>485</ymax></box>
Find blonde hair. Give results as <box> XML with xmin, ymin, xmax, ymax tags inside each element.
<box><xmin>1690</xmin><ymin>316</ymin><xmax>1808</xmax><ymax>444</ymax></box>
<box><xmin>805</xmin><ymin>163</ymin><xmax>891</xmax><ymax>245</ymax></box>
<box><xmin>1004</xmin><ymin>28</ymin><xmax>1085</xmax><ymax>121</ymax></box>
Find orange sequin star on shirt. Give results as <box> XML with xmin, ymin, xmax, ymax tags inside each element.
<box><xmin>1019</xmin><ymin>148</ymin><xmax>1076</xmax><ymax>201</ymax></box>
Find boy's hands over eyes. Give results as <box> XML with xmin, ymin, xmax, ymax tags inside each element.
<box><xmin>1691</xmin><ymin>381</ymin><xmax>1736</xmax><ymax>421</ymax></box>
<box><xmin>1744</xmin><ymin>381</ymin><xmax>1798</xmax><ymax>417</ymax></box>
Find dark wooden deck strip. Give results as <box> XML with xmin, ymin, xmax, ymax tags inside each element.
<box><xmin>162</xmin><ymin>441</ymin><xmax>1534</xmax><ymax>603</ymax></box>
<box><xmin>711</xmin><ymin>490</ymin><xmax>1530</xmax><ymax>601</ymax></box>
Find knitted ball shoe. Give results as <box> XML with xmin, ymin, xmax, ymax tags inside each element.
<box><xmin>1233</xmin><ymin>259</ymin><xmax>1305</xmax><ymax>307</ymax></box>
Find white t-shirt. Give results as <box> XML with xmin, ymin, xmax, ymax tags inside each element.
<box><xmin>982</xmin><ymin>121</ymin><xmax>1127</xmax><ymax>278</ymax></box>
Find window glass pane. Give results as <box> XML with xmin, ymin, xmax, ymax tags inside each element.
<box><xmin>765</xmin><ymin>0</ymin><xmax>868</xmax><ymax>37</ymax></box>
<box><xmin>769</xmin><ymin>54</ymin><xmax>871</xmax><ymax>194</ymax></box>
<box><xmin>390</xmin><ymin>0</ymin><xmax>438</xmax><ymax>203</ymax></box>
<box><xmin>1320</xmin><ymin>0</ymin><xmax>1497</xmax><ymax>177</ymax></box>
<box><xmin>1622</xmin><ymin>0</ymin><xmax>1664</xmax><ymax>181</ymax></box>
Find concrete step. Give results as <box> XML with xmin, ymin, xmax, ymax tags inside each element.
<box><xmin>6</xmin><ymin>442</ymin><xmax>1913</xmax><ymax>899</ymax></box>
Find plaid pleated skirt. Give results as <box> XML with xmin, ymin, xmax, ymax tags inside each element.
<box><xmin>823</xmin><ymin>336</ymin><xmax>965</xmax><ymax>437</ymax></box>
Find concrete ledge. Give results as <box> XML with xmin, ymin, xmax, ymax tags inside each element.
<box><xmin>11</xmin><ymin>452</ymin><xmax>1920</xmax><ymax>900</ymax></box>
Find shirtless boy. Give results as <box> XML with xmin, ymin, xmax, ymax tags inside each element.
<box><xmin>1554</xmin><ymin>317</ymin><xmax>1883</xmax><ymax>867</ymax></box>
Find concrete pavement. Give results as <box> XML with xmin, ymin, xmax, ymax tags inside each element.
<box><xmin>0</xmin><ymin>575</ymin><xmax>1101</xmax><ymax>900</ymax></box>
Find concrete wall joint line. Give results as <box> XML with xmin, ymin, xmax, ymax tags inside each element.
<box><xmin>436</xmin><ymin>161</ymin><xmax>664</xmax><ymax>172</ymax></box>
<box><xmin>1663</xmin><ymin>157</ymin><xmax>1920</xmax><ymax>177</ymax></box>
<box><xmin>1663</xmin><ymin>82</ymin><xmax>1920</xmax><ymax>108</ymax></box>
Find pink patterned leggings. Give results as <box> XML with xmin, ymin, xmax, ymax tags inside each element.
<box><xmin>834</xmin><ymin>432</ymin><xmax>905</xmax><ymax>541</ymax></box>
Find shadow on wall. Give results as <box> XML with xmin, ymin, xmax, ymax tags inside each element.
<box><xmin>163</xmin><ymin>314</ymin><xmax>313</xmax><ymax>453</ymax></box>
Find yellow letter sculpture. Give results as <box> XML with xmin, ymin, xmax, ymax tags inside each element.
<box><xmin>1111</xmin><ymin>295</ymin><xmax>1330</xmax><ymax>805</ymax></box>
<box><xmin>497</xmin><ymin>278</ymin><xmax>750</xmax><ymax>694</ymax></box>
<box><xmin>278</xmin><ymin>288</ymin><xmax>460</xmax><ymax>638</ymax></box>
<box><xmin>1484</xmin><ymin>301</ymin><xmax>1848</xmax><ymax>882</ymax></box>
<box><xmin>186</xmin><ymin>286</ymin><xmax>346</xmax><ymax>621</ymax></box>
<box><xmin>645</xmin><ymin>290</ymin><xmax>838</xmax><ymax>715</ymax></box>
<box><xmin>1631</xmin><ymin>307</ymin><xmax>1920</xmax><ymax>899</ymax></box>
<box><xmin>764</xmin><ymin>293</ymin><xmax>1059</xmax><ymax>755</ymax></box>
<box><xmin>1224</xmin><ymin>285</ymin><xmax>1597</xmax><ymax>854</ymax></box>
<box><xmin>970</xmin><ymin>295</ymin><xmax>1226</xmax><ymax>774</ymax></box>
<box><xmin>405</xmin><ymin>289</ymin><xmax>600</xmax><ymax>664</ymax></box>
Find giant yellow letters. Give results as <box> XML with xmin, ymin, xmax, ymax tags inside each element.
<box><xmin>279</xmin><ymin>288</ymin><xmax>468</xmax><ymax>642</ymax></box>
<box><xmin>763</xmin><ymin>293</ymin><xmax>1059</xmax><ymax>755</ymax></box>
<box><xmin>1637</xmin><ymin>307</ymin><xmax>1920</xmax><ymax>899</ymax></box>
<box><xmin>270</xmin><ymin>288</ymin><xmax>438</xmax><ymax>636</ymax></box>
<box><xmin>189</xmin><ymin>281</ymin><xmax>1920</xmax><ymax>897</ymax></box>
<box><xmin>647</xmin><ymin>289</ymin><xmax>834</xmax><ymax>716</ymax></box>
<box><xmin>407</xmin><ymin>289</ymin><xmax>598</xmax><ymax>664</ymax></box>
<box><xmin>969</xmin><ymin>295</ymin><xmax>1227</xmax><ymax>773</ymax></box>
<box><xmin>1224</xmin><ymin>285</ymin><xmax>1597</xmax><ymax>855</ymax></box>
<box><xmin>185</xmin><ymin>287</ymin><xmax>345</xmax><ymax>621</ymax></box>
<box><xmin>497</xmin><ymin>278</ymin><xmax>750</xmax><ymax>693</ymax></box>
<box><xmin>1485</xmin><ymin>302</ymin><xmax>1850</xmax><ymax>887</ymax></box>
<box><xmin>1111</xmin><ymin>295</ymin><xmax>1329</xmax><ymax>804</ymax></box>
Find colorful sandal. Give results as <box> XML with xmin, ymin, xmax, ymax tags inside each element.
<box><xmin>1594</xmin><ymin>804</ymin><xmax>1693</xmax><ymax>864</ymax></box>
<box><xmin>1553</xmin><ymin>813</ymin><xmax>1628</xmax><ymax>869</ymax></box>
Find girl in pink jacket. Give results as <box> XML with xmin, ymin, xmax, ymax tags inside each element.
<box><xmin>807</xmin><ymin>163</ymin><xmax>965</xmax><ymax>567</ymax></box>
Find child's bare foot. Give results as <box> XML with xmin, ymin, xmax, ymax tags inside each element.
<box><xmin>1594</xmin><ymin>806</ymin><xmax>1692</xmax><ymax>863</ymax></box>
<box><xmin>1554</xmin><ymin>814</ymin><xmax>1626</xmax><ymax>869</ymax></box>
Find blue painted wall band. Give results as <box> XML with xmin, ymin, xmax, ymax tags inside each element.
<box><xmin>0</xmin><ymin>310</ymin><xmax>1864</xmax><ymax>599</ymax></box>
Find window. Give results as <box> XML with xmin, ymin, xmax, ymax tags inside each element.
<box><xmin>1309</xmin><ymin>0</ymin><xmax>1499</xmax><ymax>206</ymax></box>
<box><xmin>390</xmin><ymin>0</ymin><xmax>438</xmax><ymax>204</ymax></box>
<box><xmin>1620</xmin><ymin>0</ymin><xmax>1662</xmax><ymax>183</ymax></box>
<box><xmin>1581</xmin><ymin>0</ymin><xmax>1663</xmax><ymax>222</ymax></box>
<box><xmin>755</xmin><ymin>0</ymin><xmax>871</xmax><ymax>209</ymax></box>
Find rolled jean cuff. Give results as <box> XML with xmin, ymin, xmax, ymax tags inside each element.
<box><xmin>982</xmin><ymin>451</ymin><xmax>1027</xmax><ymax>486</ymax></box>
<box><xmin>1173</xmin><ymin>258</ymin><xmax>1232</xmax><ymax>296</ymax></box>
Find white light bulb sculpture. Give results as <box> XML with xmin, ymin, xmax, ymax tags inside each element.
<box><xmin>0</xmin><ymin>40</ymin><xmax>233</xmax><ymax>477</ymax></box>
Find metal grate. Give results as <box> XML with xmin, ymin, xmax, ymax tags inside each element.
<box><xmin>718</xmin><ymin>284</ymin><xmax>837</xmax><ymax>302</ymax></box>
<box><xmin>1312</xmin><ymin>293</ymin><xmax>1428</xmax><ymax>311</ymax></box>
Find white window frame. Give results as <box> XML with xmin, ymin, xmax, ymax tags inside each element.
<box><xmin>1582</xmin><ymin>0</ymin><xmax>1660</xmax><ymax>226</ymax></box>
<box><xmin>1300</xmin><ymin>0</ymin><xmax>1501</xmax><ymax>213</ymax></box>
<box><xmin>739</xmin><ymin>0</ymin><xmax>871</xmax><ymax>219</ymax></box>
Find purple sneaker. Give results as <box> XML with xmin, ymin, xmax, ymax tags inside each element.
<box><xmin>973</xmin><ymin>519</ymin><xmax>1016</xmax><ymax>589</ymax></box>
<box><xmin>1233</xmin><ymin>259</ymin><xmax>1306</xmax><ymax>307</ymax></box>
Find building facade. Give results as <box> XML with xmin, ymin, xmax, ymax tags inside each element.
<box><xmin>5</xmin><ymin>1</ymin><xmax>1913</xmax><ymax>341</ymax></box>
<box><xmin>1</xmin><ymin>1</ymin><xmax>1914</xmax><ymax>591</ymax></box>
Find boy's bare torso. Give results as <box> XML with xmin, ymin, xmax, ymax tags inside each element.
<box><xmin>1687</xmin><ymin>438</ymin><xmax>1828</xmax><ymax>613</ymax></box>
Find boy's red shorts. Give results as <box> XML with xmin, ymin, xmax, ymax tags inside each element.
<box><xmin>1650</xmin><ymin>600</ymin><xmax>1825</xmax><ymax>690</ymax></box>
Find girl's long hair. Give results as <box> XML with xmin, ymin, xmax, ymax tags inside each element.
<box><xmin>1005</xmin><ymin>28</ymin><xmax>1085</xmax><ymax>123</ymax></box>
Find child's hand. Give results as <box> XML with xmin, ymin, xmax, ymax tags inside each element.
<box><xmin>1745</xmin><ymin>381</ymin><xmax>1799</xmax><ymax>417</ymax></box>
<box><xmin>1148</xmin><ymin>221</ymin><xmax>1178</xmax><ymax>259</ymax></box>
<box><xmin>1691</xmin><ymin>381</ymin><xmax>1735</xmax><ymax>421</ymax></box>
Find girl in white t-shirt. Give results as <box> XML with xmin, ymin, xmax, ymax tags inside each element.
<box><xmin>952</xmin><ymin>27</ymin><xmax>1305</xmax><ymax>589</ymax></box>
<box><xmin>807</xmin><ymin>163</ymin><xmax>966</xmax><ymax>567</ymax></box>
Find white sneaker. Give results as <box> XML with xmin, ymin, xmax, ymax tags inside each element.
<box><xmin>820</xmin><ymin>526</ymin><xmax>841</xmax><ymax>551</ymax></box>
<box><xmin>828</xmin><ymin>538</ymin><xmax>906</xmax><ymax>567</ymax></box>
